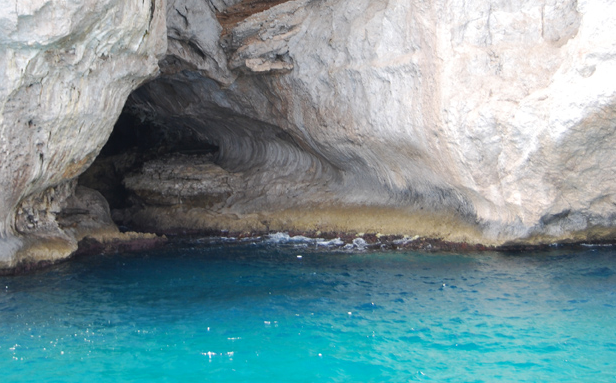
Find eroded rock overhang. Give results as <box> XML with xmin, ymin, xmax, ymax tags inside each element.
<box><xmin>86</xmin><ymin>0</ymin><xmax>482</xmax><ymax>242</ymax></box>
<box><xmin>103</xmin><ymin>0</ymin><xmax>616</xmax><ymax>244</ymax></box>
<box><xmin>3</xmin><ymin>0</ymin><xmax>616</xmax><ymax>270</ymax></box>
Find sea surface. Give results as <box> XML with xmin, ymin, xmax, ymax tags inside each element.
<box><xmin>1</xmin><ymin>235</ymin><xmax>616</xmax><ymax>382</ymax></box>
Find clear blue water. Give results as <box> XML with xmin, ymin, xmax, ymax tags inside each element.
<box><xmin>2</xmin><ymin>239</ymin><xmax>616</xmax><ymax>382</ymax></box>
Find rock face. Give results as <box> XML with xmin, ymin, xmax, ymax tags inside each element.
<box><xmin>116</xmin><ymin>0</ymin><xmax>616</xmax><ymax>244</ymax></box>
<box><xmin>0</xmin><ymin>0</ymin><xmax>167</xmax><ymax>269</ymax></box>
<box><xmin>3</xmin><ymin>0</ymin><xmax>616</xmax><ymax>270</ymax></box>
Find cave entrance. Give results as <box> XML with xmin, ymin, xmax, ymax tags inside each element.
<box><xmin>78</xmin><ymin>104</ymin><xmax>220</xmax><ymax>229</ymax></box>
<box><xmin>72</xmin><ymin>0</ymin><xmax>335</xmax><ymax>237</ymax></box>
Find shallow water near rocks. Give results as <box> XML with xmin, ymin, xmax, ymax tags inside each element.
<box><xmin>2</xmin><ymin>240</ymin><xmax>616</xmax><ymax>382</ymax></box>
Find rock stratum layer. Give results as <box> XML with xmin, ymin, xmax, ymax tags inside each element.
<box><xmin>2</xmin><ymin>0</ymin><xmax>616</xmax><ymax>269</ymax></box>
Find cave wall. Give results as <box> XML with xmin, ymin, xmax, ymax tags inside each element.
<box><xmin>122</xmin><ymin>0</ymin><xmax>616</xmax><ymax>244</ymax></box>
<box><xmin>0</xmin><ymin>0</ymin><xmax>167</xmax><ymax>268</ymax></box>
<box><xmin>2</xmin><ymin>0</ymin><xmax>616</xmax><ymax>269</ymax></box>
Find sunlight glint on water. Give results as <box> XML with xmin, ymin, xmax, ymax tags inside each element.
<box><xmin>1</xmin><ymin>241</ymin><xmax>616</xmax><ymax>382</ymax></box>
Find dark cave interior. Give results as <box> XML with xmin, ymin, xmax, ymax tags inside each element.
<box><xmin>78</xmin><ymin>105</ymin><xmax>220</xmax><ymax>214</ymax></box>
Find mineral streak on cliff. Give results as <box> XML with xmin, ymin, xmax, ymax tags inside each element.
<box><xmin>2</xmin><ymin>0</ymin><xmax>616</xmax><ymax>271</ymax></box>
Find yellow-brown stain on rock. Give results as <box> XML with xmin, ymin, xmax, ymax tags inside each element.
<box><xmin>61</xmin><ymin>154</ymin><xmax>96</xmax><ymax>180</ymax></box>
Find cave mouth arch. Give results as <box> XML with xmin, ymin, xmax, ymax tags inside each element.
<box><xmin>75</xmin><ymin>64</ymin><xmax>475</xmax><ymax>239</ymax></box>
<box><xmin>75</xmin><ymin>70</ymin><xmax>343</xmax><ymax>236</ymax></box>
<box><xmin>78</xmin><ymin>102</ymin><xmax>220</xmax><ymax>225</ymax></box>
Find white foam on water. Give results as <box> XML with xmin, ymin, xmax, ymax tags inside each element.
<box><xmin>316</xmin><ymin>238</ymin><xmax>344</xmax><ymax>247</ymax></box>
<box><xmin>342</xmin><ymin>237</ymin><xmax>370</xmax><ymax>250</ymax></box>
<box><xmin>393</xmin><ymin>235</ymin><xmax>420</xmax><ymax>245</ymax></box>
<box><xmin>266</xmin><ymin>232</ymin><xmax>306</xmax><ymax>243</ymax></box>
<box><xmin>266</xmin><ymin>232</ymin><xmax>346</xmax><ymax>248</ymax></box>
<box><xmin>581</xmin><ymin>243</ymin><xmax>614</xmax><ymax>247</ymax></box>
<box><xmin>352</xmin><ymin>238</ymin><xmax>367</xmax><ymax>250</ymax></box>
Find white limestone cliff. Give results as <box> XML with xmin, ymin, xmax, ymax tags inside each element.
<box><xmin>120</xmin><ymin>0</ymin><xmax>616</xmax><ymax>244</ymax></box>
<box><xmin>2</xmin><ymin>0</ymin><xmax>616</xmax><ymax>271</ymax></box>
<box><xmin>0</xmin><ymin>0</ymin><xmax>167</xmax><ymax>269</ymax></box>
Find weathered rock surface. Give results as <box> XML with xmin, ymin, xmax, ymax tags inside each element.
<box><xmin>3</xmin><ymin>0</ymin><xmax>616</xmax><ymax>271</ymax></box>
<box><xmin>0</xmin><ymin>0</ymin><xmax>167</xmax><ymax>269</ymax></box>
<box><xmin>121</xmin><ymin>0</ymin><xmax>616</xmax><ymax>245</ymax></box>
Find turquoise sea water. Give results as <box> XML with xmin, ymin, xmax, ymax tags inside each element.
<box><xmin>2</xmin><ymin>238</ymin><xmax>616</xmax><ymax>382</ymax></box>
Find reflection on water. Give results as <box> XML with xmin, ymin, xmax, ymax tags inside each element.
<box><xmin>1</xmin><ymin>242</ymin><xmax>616</xmax><ymax>382</ymax></box>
